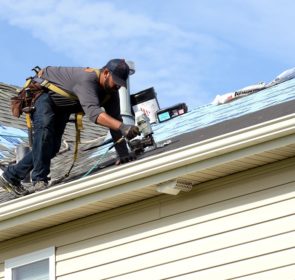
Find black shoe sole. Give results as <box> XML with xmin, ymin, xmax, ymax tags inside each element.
<box><xmin>0</xmin><ymin>177</ymin><xmax>25</xmax><ymax>197</ymax></box>
<box><xmin>0</xmin><ymin>184</ymin><xmax>21</xmax><ymax>198</ymax></box>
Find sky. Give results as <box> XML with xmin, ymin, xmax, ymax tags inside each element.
<box><xmin>0</xmin><ymin>0</ymin><xmax>294</xmax><ymax>110</ymax></box>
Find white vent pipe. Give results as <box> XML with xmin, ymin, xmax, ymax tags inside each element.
<box><xmin>119</xmin><ymin>60</ymin><xmax>135</xmax><ymax>124</ymax></box>
<box><xmin>104</xmin><ymin>60</ymin><xmax>135</xmax><ymax>143</ymax></box>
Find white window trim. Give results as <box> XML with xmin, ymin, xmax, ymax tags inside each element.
<box><xmin>5</xmin><ymin>247</ymin><xmax>55</xmax><ymax>280</ymax></box>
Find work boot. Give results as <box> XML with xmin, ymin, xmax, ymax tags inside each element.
<box><xmin>0</xmin><ymin>174</ymin><xmax>29</xmax><ymax>197</ymax></box>
<box><xmin>33</xmin><ymin>181</ymin><xmax>48</xmax><ymax>192</ymax></box>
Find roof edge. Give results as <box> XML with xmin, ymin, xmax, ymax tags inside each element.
<box><xmin>1</xmin><ymin>112</ymin><xmax>295</xmax><ymax>222</ymax></box>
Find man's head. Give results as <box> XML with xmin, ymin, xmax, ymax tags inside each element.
<box><xmin>103</xmin><ymin>59</ymin><xmax>130</xmax><ymax>89</ymax></box>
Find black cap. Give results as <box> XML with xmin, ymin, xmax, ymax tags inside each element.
<box><xmin>104</xmin><ymin>59</ymin><xmax>130</xmax><ymax>88</ymax></box>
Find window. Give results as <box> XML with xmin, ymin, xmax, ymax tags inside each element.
<box><xmin>5</xmin><ymin>247</ymin><xmax>55</xmax><ymax>280</ymax></box>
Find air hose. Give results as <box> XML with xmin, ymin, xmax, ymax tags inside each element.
<box><xmin>82</xmin><ymin>136</ymin><xmax>126</xmax><ymax>177</ymax></box>
<box><xmin>82</xmin><ymin>146</ymin><xmax>113</xmax><ymax>177</ymax></box>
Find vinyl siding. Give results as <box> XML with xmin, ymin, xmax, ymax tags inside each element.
<box><xmin>55</xmin><ymin>198</ymin><xmax>295</xmax><ymax>279</ymax></box>
<box><xmin>0</xmin><ymin>264</ymin><xmax>3</xmax><ymax>280</ymax></box>
<box><xmin>1</xmin><ymin>158</ymin><xmax>295</xmax><ymax>279</ymax></box>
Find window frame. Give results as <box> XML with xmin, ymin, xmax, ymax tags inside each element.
<box><xmin>5</xmin><ymin>247</ymin><xmax>55</xmax><ymax>280</ymax></box>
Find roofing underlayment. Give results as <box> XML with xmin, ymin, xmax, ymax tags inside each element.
<box><xmin>0</xmin><ymin>74</ymin><xmax>295</xmax><ymax>204</ymax></box>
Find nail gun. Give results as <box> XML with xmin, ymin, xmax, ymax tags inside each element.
<box><xmin>128</xmin><ymin>111</ymin><xmax>156</xmax><ymax>155</ymax></box>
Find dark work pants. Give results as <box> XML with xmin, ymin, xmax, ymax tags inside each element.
<box><xmin>4</xmin><ymin>93</ymin><xmax>71</xmax><ymax>185</ymax></box>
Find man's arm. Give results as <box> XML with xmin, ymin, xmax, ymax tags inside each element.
<box><xmin>95</xmin><ymin>112</ymin><xmax>122</xmax><ymax>130</ymax></box>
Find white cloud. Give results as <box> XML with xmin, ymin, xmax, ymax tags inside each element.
<box><xmin>0</xmin><ymin>0</ymin><xmax>223</xmax><ymax>107</ymax></box>
<box><xmin>0</xmin><ymin>0</ymin><xmax>294</xmax><ymax>108</ymax></box>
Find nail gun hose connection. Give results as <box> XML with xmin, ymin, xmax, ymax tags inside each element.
<box><xmin>108</xmin><ymin>136</ymin><xmax>125</xmax><ymax>150</ymax></box>
<box><xmin>82</xmin><ymin>137</ymin><xmax>126</xmax><ymax>177</ymax></box>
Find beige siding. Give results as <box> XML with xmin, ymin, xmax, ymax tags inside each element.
<box><xmin>166</xmin><ymin>250</ymin><xmax>295</xmax><ymax>279</ymax></box>
<box><xmin>55</xmin><ymin>199</ymin><xmax>295</xmax><ymax>279</ymax></box>
<box><xmin>1</xmin><ymin>158</ymin><xmax>295</xmax><ymax>279</ymax></box>
<box><xmin>0</xmin><ymin>264</ymin><xmax>3</xmax><ymax>280</ymax></box>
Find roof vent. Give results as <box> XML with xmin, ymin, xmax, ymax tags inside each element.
<box><xmin>156</xmin><ymin>179</ymin><xmax>192</xmax><ymax>195</ymax></box>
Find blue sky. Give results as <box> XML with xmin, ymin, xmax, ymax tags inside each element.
<box><xmin>0</xmin><ymin>0</ymin><xmax>294</xmax><ymax>109</ymax></box>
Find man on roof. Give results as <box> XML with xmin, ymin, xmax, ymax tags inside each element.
<box><xmin>0</xmin><ymin>59</ymin><xmax>140</xmax><ymax>197</ymax></box>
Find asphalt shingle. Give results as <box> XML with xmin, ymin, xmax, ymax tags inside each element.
<box><xmin>0</xmin><ymin>76</ymin><xmax>295</xmax><ymax>203</ymax></box>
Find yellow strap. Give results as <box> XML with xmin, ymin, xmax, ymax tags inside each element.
<box><xmin>75</xmin><ymin>112</ymin><xmax>84</xmax><ymax>143</ymax></box>
<box><xmin>40</xmin><ymin>80</ymin><xmax>78</xmax><ymax>100</ymax></box>
<box><xmin>92</xmin><ymin>68</ymin><xmax>101</xmax><ymax>78</ymax></box>
<box><xmin>25</xmin><ymin>113</ymin><xmax>33</xmax><ymax>147</ymax></box>
<box><xmin>65</xmin><ymin>111</ymin><xmax>84</xmax><ymax>177</ymax></box>
<box><xmin>17</xmin><ymin>78</ymin><xmax>32</xmax><ymax>93</ymax></box>
<box><xmin>38</xmin><ymin>68</ymin><xmax>100</xmax><ymax>101</ymax></box>
<box><xmin>84</xmin><ymin>67</ymin><xmax>100</xmax><ymax>78</ymax></box>
<box><xmin>20</xmin><ymin>79</ymin><xmax>34</xmax><ymax>147</ymax></box>
<box><xmin>25</xmin><ymin>113</ymin><xmax>32</xmax><ymax>129</ymax></box>
<box><xmin>23</xmin><ymin>78</ymin><xmax>32</xmax><ymax>89</ymax></box>
<box><xmin>84</xmin><ymin>68</ymin><xmax>109</xmax><ymax>105</ymax></box>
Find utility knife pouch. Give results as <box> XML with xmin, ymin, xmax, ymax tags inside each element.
<box><xmin>10</xmin><ymin>96</ymin><xmax>24</xmax><ymax>118</ymax></box>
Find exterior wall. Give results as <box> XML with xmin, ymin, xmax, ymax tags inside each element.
<box><xmin>0</xmin><ymin>265</ymin><xmax>3</xmax><ymax>280</ymax></box>
<box><xmin>1</xmin><ymin>158</ymin><xmax>295</xmax><ymax>279</ymax></box>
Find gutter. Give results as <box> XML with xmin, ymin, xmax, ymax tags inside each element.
<box><xmin>1</xmin><ymin>113</ymin><xmax>295</xmax><ymax>223</ymax></box>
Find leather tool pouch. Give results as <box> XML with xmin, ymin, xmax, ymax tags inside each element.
<box><xmin>10</xmin><ymin>96</ymin><xmax>24</xmax><ymax>118</ymax></box>
<box><xmin>10</xmin><ymin>81</ymin><xmax>44</xmax><ymax>118</ymax></box>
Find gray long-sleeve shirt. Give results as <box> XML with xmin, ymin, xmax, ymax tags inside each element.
<box><xmin>40</xmin><ymin>66</ymin><xmax>128</xmax><ymax>156</ymax></box>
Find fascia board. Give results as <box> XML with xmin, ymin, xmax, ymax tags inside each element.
<box><xmin>1</xmin><ymin>113</ymin><xmax>295</xmax><ymax>223</ymax></box>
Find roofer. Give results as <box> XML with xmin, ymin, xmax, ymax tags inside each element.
<box><xmin>0</xmin><ymin>59</ymin><xmax>140</xmax><ymax>196</ymax></box>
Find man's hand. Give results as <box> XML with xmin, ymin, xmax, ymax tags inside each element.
<box><xmin>119</xmin><ymin>123</ymin><xmax>140</xmax><ymax>140</ymax></box>
<box><xmin>115</xmin><ymin>152</ymin><xmax>137</xmax><ymax>165</ymax></box>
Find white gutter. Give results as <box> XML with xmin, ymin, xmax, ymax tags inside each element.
<box><xmin>1</xmin><ymin>113</ymin><xmax>295</xmax><ymax>222</ymax></box>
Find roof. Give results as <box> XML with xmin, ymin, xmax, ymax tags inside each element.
<box><xmin>1</xmin><ymin>75</ymin><xmax>295</xmax><ymax>241</ymax></box>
